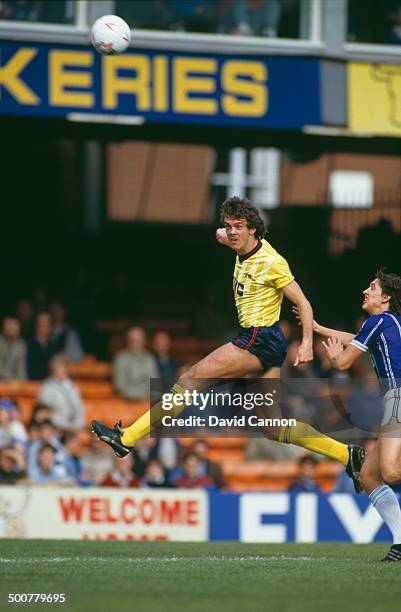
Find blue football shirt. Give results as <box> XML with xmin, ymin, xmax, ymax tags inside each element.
<box><xmin>351</xmin><ymin>311</ymin><xmax>401</xmax><ymax>393</ymax></box>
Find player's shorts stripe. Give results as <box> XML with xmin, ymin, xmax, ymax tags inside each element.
<box><xmin>243</xmin><ymin>326</ymin><xmax>259</xmax><ymax>350</ymax></box>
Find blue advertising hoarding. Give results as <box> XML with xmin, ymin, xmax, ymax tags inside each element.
<box><xmin>209</xmin><ymin>492</ymin><xmax>392</xmax><ymax>542</ymax></box>
<box><xmin>0</xmin><ymin>40</ymin><xmax>321</xmax><ymax>128</ymax></box>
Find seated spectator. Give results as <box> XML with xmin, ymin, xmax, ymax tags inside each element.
<box><xmin>141</xmin><ymin>458</ymin><xmax>171</xmax><ymax>488</ymax></box>
<box><xmin>113</xmin><ymin>327</ymin><xmax>159</xmax><ymax>400</ymax></box>
<box><xmin>27</xmin><ymin>419</ymin><xmax>65</xmax><ymax>479</ymax></box>
<box><xmin>15</xmin><ymin>298</ymin><xmax>33</xmax><ymax>340</ymax></box>
<box><xmin>0</xmin><ymin>316</ymin><xmax>27</xmax><ymax>380</ymax></box>
<box><xmin>26</xmin><ymin>421</ymin><xmax>41</xmax><ymax>443</ymax></box>
<box><xmin>172</xmin><ymin>451</ymin><xmax>216</xmax><ymax>489</ymax></box>
<box><xmin>27</xmin><ymin>312</ymin><xmax>57</xmax><ymax>380</ymax></box>
<box><xmin>152</xmin><ymin>331</ymin><xmax>177</xmax><ymax>385</ymax></box>
<box><xmin>29</xmin><ymin>402</ymin><xmax>52</xmax><ymax>426</ymax></box>
<box><xmin>0</xmin><ymin>446</ymin><xmax>27</xmax><ymax>484</ymax></box>
<box><xmin>191</xmin><ymin>439</ymin><xmax>226</xmax><ymax>489</ymax></box>
<box><xmin>0</xmin><ymin>399</ymin><xmax>28</xmax><ymax>447</ymax></box>
<box><xmin>49</xmin><ymin>301</ymin><xmax>84</xmax><ymax>363</ymax></box>
<box><xmin>80</xmin><ymin>435</ymin><xmax>114</xmax><ymax>485</ymax></box>
<box><xmin>37</xmin><ymin>354</ymin><xmax>85</xmax><ymax>432</ymax></box>
<box><xmin>61</xmin><ymin>431</ymin><xmax>90</xmax><ymax>486</ymax></box>
<box><xmin>29</xmin><ymin>443</ymin><xmax>73</xmax><ymax>486</ymax></box>
<box><xmin>288</xmin><ymin>455</ymin><xmax>320</xmax><ymax>493</ymax></box>
<box><xmin>101</xmin><ymin>453</ymin><xmax>141</xmax><ymax>488</ymax></box>
<box><xmin>131</xmin><ymin>436</ymin><xmax>158</xmax><ymax>478</ymax></box>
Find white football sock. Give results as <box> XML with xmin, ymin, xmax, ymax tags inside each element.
<box><xmin>370</xmin><ymin>484</ymin><xmax>401</xmax><ymax>544</ymax></box>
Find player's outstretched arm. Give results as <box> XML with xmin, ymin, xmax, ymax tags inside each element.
<box><xmin>283</xmin><ymin>281</ymin><xmax>313</xmax><ymax>366</ymax></box>
<box><xmin>215</xmin><ymin>228</ymin><xmax>233</xmax><ymax>248</ymax></box>
<box><xmin>292</xmin><ymin>306</ymin><xmax>355</xmax><ymax>346</ymax></box>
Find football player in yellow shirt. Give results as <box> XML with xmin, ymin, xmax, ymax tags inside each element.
<box><xmin>92</xmin><ymin>196</ymin><xmax>364</xmax><ymax>490</ymax></box>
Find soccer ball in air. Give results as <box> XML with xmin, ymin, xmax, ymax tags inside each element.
<box><xmin>91</xmin><ymin>15</ymin><xmax>131</xmax><ymax>55</ymax></box>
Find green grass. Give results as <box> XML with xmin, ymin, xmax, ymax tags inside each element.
<box><xmin>1</xmin><ymin>541</ymin><xmax>400</xmax><ymax>612</ymax></box>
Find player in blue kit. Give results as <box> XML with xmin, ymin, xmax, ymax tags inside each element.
<box><xmin>299</xmin><ymin>268</ymin><xmax>401</xmax><ymax>561</ymax></box>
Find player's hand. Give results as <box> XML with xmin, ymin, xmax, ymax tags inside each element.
<box><xmin>292</xmin><ymin>306</ymin><xmax>320</xmax><ymax>332</ymax></box>
<box><xmin>294</xmin><ymin>342</ymin><xmax>313</xmax><ymax>367</ymax></box>
<box><xmin>322</xmin><ymin>337</ymin><xmax>343</xmax><ymax>361</ymax></box>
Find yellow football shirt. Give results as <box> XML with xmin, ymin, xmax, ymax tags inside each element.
<box><xmin>233</xmin><ymin>238</ymin><xmax>294</xmax><ymax>327</ymax></box>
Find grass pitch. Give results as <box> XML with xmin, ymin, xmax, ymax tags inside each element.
<box><xmin>0</xmin><ymin>541</ymin><xmax>400</xmax><ymax>612</ymax></box>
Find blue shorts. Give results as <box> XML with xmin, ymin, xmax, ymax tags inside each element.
<box><xmin>232</xmin><ymin>323</ymin><xmax>287</xmax><ymax>370</ymax></box>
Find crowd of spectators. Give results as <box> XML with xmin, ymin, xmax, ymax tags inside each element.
<box><xmin>347</xmin><ymin>0</ymin><xmax>401</xmax><ymax>44</ymax></box>
<box><xmin>117</xmin><ymin>0</ymin><xmax>303</xmax><ymax>37</ymax></box>
<box><xmin>0</xmin><ymin>391</ymin><xmax>230</xmax><ymax>490</ymax></box>
<box><xmin>0</xmin><ymin>0</ymin><xmax>74</xmax><ymax>23</ymax></box>
<box><xmin>0</xmin><ymin>303</ymin><xmax>84</xmax><ymax>382</ymax></box>
<box><xmin>0</xmin><ymin>289</ymin><xmax>381</xmax><ymax>494</ymax></box>
<box><xmin>0</xmin><ymin>0</ymin><xmax>303</xmax><ymax>38</ymax></box>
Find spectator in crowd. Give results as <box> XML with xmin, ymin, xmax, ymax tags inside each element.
<box><xmin>131</xmin><ymin>435</ymin><xmax>179</xmax><ymax>478</ymax></box>
<box><xmin>27</xmin><ymin>312</ymin><xmax>56</xmax><ymax>380</ymax></box>
<box><xmin>26</xmin><ymin>421</ymin><xmax>41</xmax><ymax>443</ymax></box>
<box><xmin>384</xmin><ymin>2</ymin><xmax>401</xmax><ymax>43</ymax></box>
<box><xmin>101</xmin><ymin>453</ymin><xmax>141</xmax><ymax>488</ymax></box>
<box><xmin>152</xmin><ymin>331</ymin><xmax>177</xmax><ymax>385</ymax></box>
<box><xmin>37</xmin><ymin>354</ymin><xmax>85</xmax><ymax>432</ymax></box>
<box><xmin>131</xmin><ymin>436</ymin><xmax>158</xmax><ymax>478</ymax></box>
<box><xmin>288</xmin><ymin>455</ymin><xmax>320</xmax><ymax>493</ymax></box>
<box><xmin>166</xmin><ymin>0</ymin><xmax>216</xmax><ymax>32</ymax></box>
<box><xmin>190</xmin><ymin>439</ymin><xmax>226</xmax><ymax>489</ymax></box>
<box><xmin>32</xmin><ymin>287</ymin><xmax>48</xmax><ymax>316</ymax></box>
<box><xmin>15</xmin><ymin>299</ymin><xmax>33</xmax><ymax>340</ymax></box>
<box><xmin>29</xmin><ymin>402</ymin><xmax>52</xmax><ymax>426</ymax></box>
<box><xmin>172</xmin><ymin>451</ymin><xmax>216</xmax><ymax>489</ymax></box>
<box><xmin>61</xmin><ymin>431</ymin><xmax>90</xmax><ymax>486</ymax></box>
<box><xmin>27</xmin><ymin>419</ymin><xmax>65</xmax><ymax>480</ymax></box>
<box><xmin>218</xmin><ymin>0</ymin><xmax>272</xmax><ymax>35</ymax></box>
<box><xmin>0</xmin><ymin>399</ymin><xmax>28</xmax><ymax>448</ymax></box>
<box><xmin>0</xmin><ymin>446</ymin><xmax>27</xmax><ymax>484</ymax></box>
<box><xmin>80</xmin><ymin>435</ymin><xmax>114</xmax><ymax>485</ymax></box>
<box><xmin>141</xmin><ymin>458</ymin><xmax>171</xmax><ymax>488</ymax></box>
<box><xmin>49</xmin><ymin>301</ymin><xmax>84</xmax><ymax>363</ymax></box>
<box><xmin>113</xmin><ymin>327</ymin><xmax>159</xmax><ymax>400</ymax></box>
<box><xmin>28</xmin><ymin>443</ymin><xmax>73</xmax><ymax>486</ymax></box>
<box><xmin>0</xmin><ymin>316</ymin><xmax>27</xmax><ymax>380</ymax></box>
<box><xmin>0</xmin><ymin>0</ymin><xmax>38</xmax><ymax>21</ymax></box>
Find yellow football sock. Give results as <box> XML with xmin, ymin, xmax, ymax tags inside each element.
<box><xmin>121</xmin><ymin>383</ymin><xmax>188</xmax><ymax>447</ymax></box>
<box><xmin>279</xmin><ymin>421</ymin><xmax>349</xmax><ymax>466</ymax></box>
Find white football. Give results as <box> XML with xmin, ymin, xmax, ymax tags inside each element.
<box><xmin>91</xmin><ymin>15</ymin><xmax>131</xmax><ymax>55</ymax></box>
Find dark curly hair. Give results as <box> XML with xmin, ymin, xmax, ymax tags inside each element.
<box><xmin>377</xmin><ymin>267</ymin><xmax>401</xmax><ymax>316</ymax></box>
<box><xmin>220</xmin><ymin>196</ymin><xmax>265</xmax><ymax>240</ymax></box>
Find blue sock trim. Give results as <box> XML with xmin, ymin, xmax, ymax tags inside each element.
<box><xmin>370</xmin><ymin>484</ymin><xmax>390</xmax><ymax>506</ymax></box>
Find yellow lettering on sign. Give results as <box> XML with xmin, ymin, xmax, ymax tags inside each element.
<box><xmin>103</xmin><ymin>55</ymin><xmax>150</xmax><ymax>110</ymax></box>
<box><xmin>222</xmin><ymin>61</ymin><xmax>268</xmax><ymax>117</ymax></box>
<box><xmin>0</xmin><ymin>48</ymin><xmax>39</xmax><ymax>105</ymax></box>
<box><xmin>153</xmin><ymin>56</ymin><xmax>168</xmax><ymax>112</ymax></box>
<box><xmin>173</xmin><ymin>58</ymin><xmax>217</xmax><ymax>115</ymax></box>
<box><xmin>49</xmin><ymin>50</ymin><xmax>94</xmax><ymax>107</ymax></box>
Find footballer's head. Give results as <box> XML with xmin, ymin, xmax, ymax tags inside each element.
<box><xmin>220</xmin><ymin>196</ymin><xmax>265</xmax><ymax>254</ymax></box>
<box><xmin>362</xmin><ymin>268</ymin><xmax>401</xmax><ymax>316</ymax></box>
